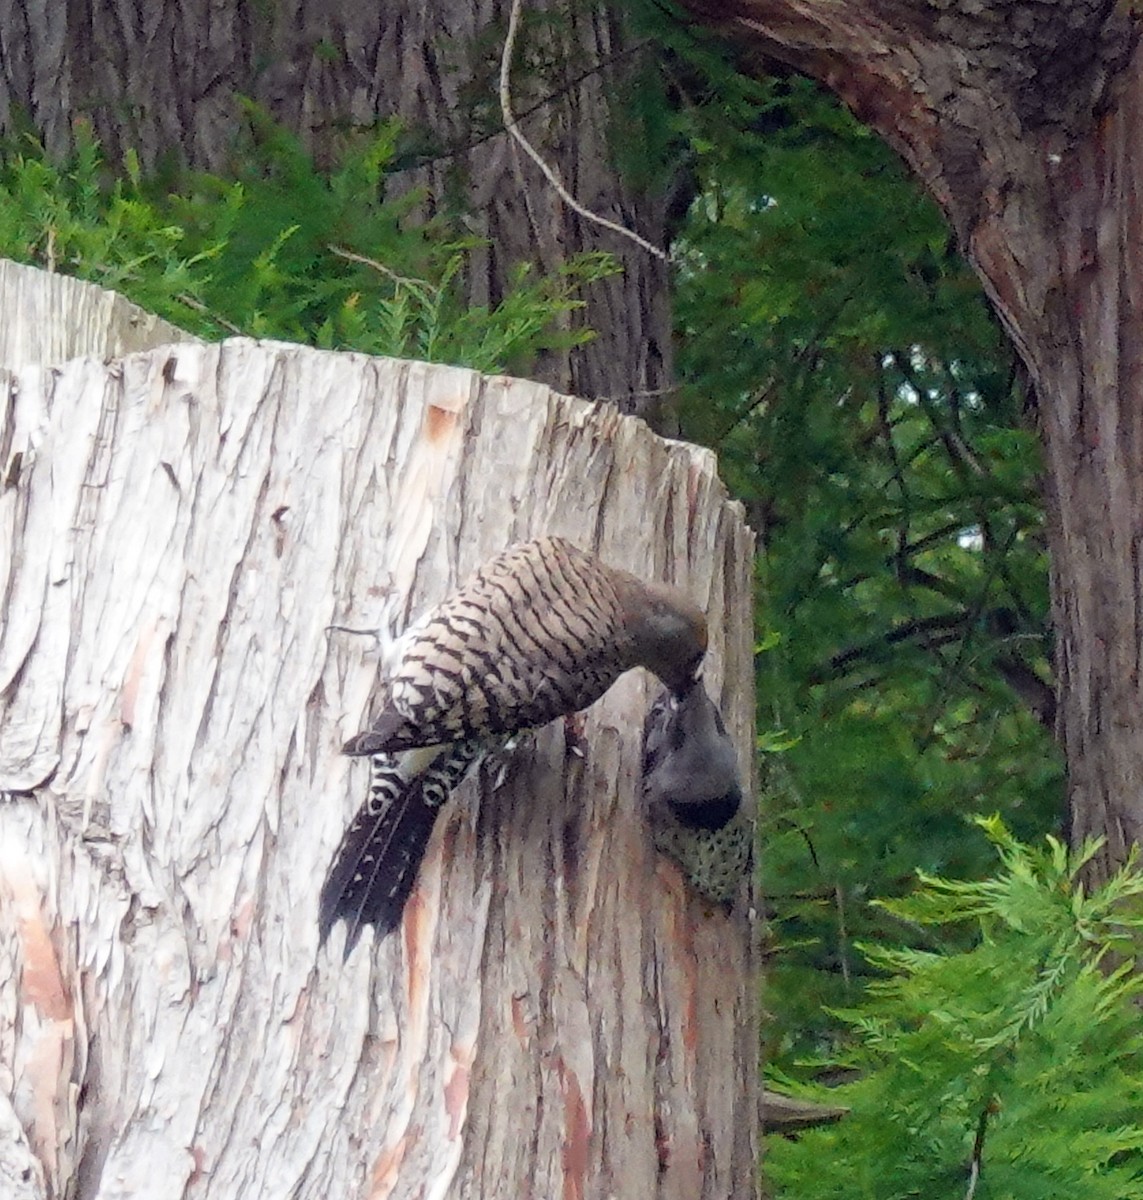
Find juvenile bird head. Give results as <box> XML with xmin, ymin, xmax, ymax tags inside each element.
<box><xmin>641</xmin><ymin>678</ymin><xmax>749</xmax><ymax>903</ymax></box>
<box><xmin>619</xmin><ymin>578</ymin><xmax>709</xmax><ymax>692</ymax></box>
<box><xmin>644</xmin><ymin>676</ymin><xmax>742</xmax><ymax>817</ymax></box>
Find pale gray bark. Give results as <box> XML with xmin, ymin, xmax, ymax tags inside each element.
<box><xmin>0</xmin><ymin>264</ymin><xmax>757</xmax><ymax>1200</ymax></box>
<box><xmin>0</xmin><ymin>260</ymin><xmax>198</xmax><ymax>368</ymax></box>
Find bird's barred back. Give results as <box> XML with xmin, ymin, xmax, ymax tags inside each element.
<box><xmin>389</xmin><ymin>538</ymin><xmax>638</xmax><ymax>742</ymax></box>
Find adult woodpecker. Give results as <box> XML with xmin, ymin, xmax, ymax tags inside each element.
<box><xmin>320</xmin><ymin>535</ymin><xmax>709</xmax><ymax>952</ymax></box>
<box><xmin>641</xmin><ymin>677</ymin><xmax>750</xmax><ymax>905</ymax></box>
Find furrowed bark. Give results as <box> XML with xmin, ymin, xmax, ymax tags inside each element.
<box><xmin>0</xmin><ymin>264</ymin><xmax>757</xmax><ymax>1200</ymax></box>
<box><xmin>0</xmin><ymin>0</ymin><xmax>674</xmax><ymax>418</ymax></box>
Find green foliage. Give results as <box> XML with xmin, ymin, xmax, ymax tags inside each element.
<box><xmin>767</xmin><ymin>821</ymin><xmax>1143</xmax><ymax>1199</ymax></box>
<box><xmin>637</xmin><ymin>21</ymin><xmax>1064</xmax><ymax>1069</ymax></box>
<box><xmin>0</xmin><ymin>124</ymin><xmax>218</xmax><ymax>318</ymax></box>
<box><xmin>0</xmin><ymin>114</ymin><xmax>618</xmax><ymax>374</ymax></box>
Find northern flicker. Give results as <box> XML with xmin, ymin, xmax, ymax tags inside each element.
<box><xmin>642</xmin><ymin>677</ymin><xmax>751</xmax><ymax>905</ymax></box>
<box><xmin>320</xmin><ymin>535</ymin><xmax>709</xmax><ymax>951</ymax></box>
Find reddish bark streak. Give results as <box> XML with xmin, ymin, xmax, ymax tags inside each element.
<box><xmin>369</xmin><ymin>1136</ymin><xmax>408</xmax><ymax>1199</ymax></box>
<box><xmin>120</xmin><ymin>620</ymin><xmax>160</xmax><ymax>729</ymax></box>
<box><xmin>511</xmin><ymin>994</ymin><xmax>530</xmax><ymax>1043</ymax></box>
<box><xmin>19</xmin><ymin>911</ymin><xmax>71</xmax><ymax>1022</ymax></box>
<box><xmin>443</xmin><ymin>1063</ymin><xmax>470</xmax><ymax>1140</ymax></box>
<box><xmin>558</xmin><ymin>1059</ymin><xmax>591</xmax><ymax>1200</ymax></box>
<box><xmin>424</xmin><ymin>404</ymin><xmax>458</xmax><ymax>445</ymax></box>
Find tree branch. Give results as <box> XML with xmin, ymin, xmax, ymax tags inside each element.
<box><xmin>499</xmin><ymin>0</ymin><xmax>669</xmax><ymax>261</ymax></box>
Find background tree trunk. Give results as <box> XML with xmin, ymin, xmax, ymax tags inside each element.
<box><xmin>0</xmin><ymin>263</ymin><xmax>757</xmax><ymax>1200</ymax></box>
<box><xmin>673</xmin><ymin>0</ymin><xmax>1143</xmax><ymax>881</ymax></box>
<box><xmin>0</xmin><ymin>0</ymin><xmax>674</xmax><ymax>419</ymax></box>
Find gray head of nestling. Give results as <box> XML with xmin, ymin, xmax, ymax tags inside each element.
<box><xmin>642</xmin><ymin>674</ymin><xmax>742</xmax><ymax>831</ymax></box>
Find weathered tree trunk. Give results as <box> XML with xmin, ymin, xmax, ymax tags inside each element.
<box><xmin>0</xmin><ymin>260</ymin><xmax>199</xmax><ymax>367</ymax></box>
<box><xmin>0</xmin><ymin>263</ymin><xmax>757</xmax><ymax>1199</ymax></box>
<box><xmin>0</xmin><ymin>0</ymin><xmax>674</xmax><ymax>419</ymax></box>
<box><xmin>673</xmin><ymin>0</ymin><xmax>1143</xmax><ymax>880</ymax></box>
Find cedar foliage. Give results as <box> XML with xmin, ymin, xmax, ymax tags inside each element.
<box><xmin>0</xmin><ymin>113</ymin><xmax>617</xmax><ymax>374</ymax></box>
<box><xmin>766</xmin><ymin>819</ymin><xmax>1143</xmax><ymax>1198</ymax></box>
<box><xmin>646</xmin><ymin>12</ymin><xmax>1062</xmax><ymax>1066</ymax></box>
<box><xmin>634</xmin><ymin>12</ymin><xmax>1142</xmax><ymax>1188</ymax></box>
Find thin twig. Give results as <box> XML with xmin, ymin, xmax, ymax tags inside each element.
<box><xmin>498</xmin><ymin>0</ymin><xmax>669</xmax><ymax>262</ymax></box>
<box><xmin>834</xmin><ymin>881</ymin><xmax>851</xmax><ymax>991</ymax></box>
<box><xmin>593</xmin><ymin>384</ymin><xmax>680</xmax><ymax>404</ymax></box>
<box><xmin>893</xmin><ymin>351</ymin><xmax>986</xmax><ymax>479</ymax></box>
<box><xmin>876</xmin><ymin>358</ymin><xmax>912</xmax><ymax>581</ymax></box>
<box><xmin>916</xmin><ymin>521</ymin><xmax>1022</xmax><ymax>751</ymax></box>
<box><xmin>712</xmin><ymin>303</ymin><xmax>851</xmax><ymax>443</ymax></box>
<box><xmin>809</xmin><ymin>610</ymin><xmax>977</xmax><ymax>685</ymax></box>
<box><xmin>327</xmin><ymin>245</ymin><xmax>430</xmax><ymax>289</ymax></box>
<box><xmin>965</xmin><ymin>1098</ymin><xmax>997</xmax><ymax>1200</ymax></box>
<box><xmin>175</xmin><ymin>293</ymin><xmax>245</xmax><ymax>335</ymax></box>
<box><xmin>386</xmin><ymin>41</ymin><xmax>649</xmax><ymax>174</ymax></box>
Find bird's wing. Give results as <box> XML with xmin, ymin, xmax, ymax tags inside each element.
<box><xmin>359</xmin><ymin>538</ymin><xmax>634</xmax><ymax>752</ymax></box>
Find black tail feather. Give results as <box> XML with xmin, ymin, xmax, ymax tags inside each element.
<box><xmin>318</xmin><ymin>779</ymin><xmax>443</xmax><ymax>956</ymax></box>
<box><xmin>319</xmin><ymin>739</ymin><xmax>486</xmax><ymax>957</ymax></box>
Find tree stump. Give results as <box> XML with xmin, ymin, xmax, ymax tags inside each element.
<box><xmin>0</xmin><ymin>262</ymin><xmax>758</xmax><ymax>1199</ymax></box>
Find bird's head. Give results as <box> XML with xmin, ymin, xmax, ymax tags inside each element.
<box><xmin>643</xmin><ymin>677</ymin><xmax>743</xmax><ymax>818</ymax></box>
<box><xmin>628</xmin><ymin>580</ymin><xmax>708</xmax><ymax>693</ymax></box>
